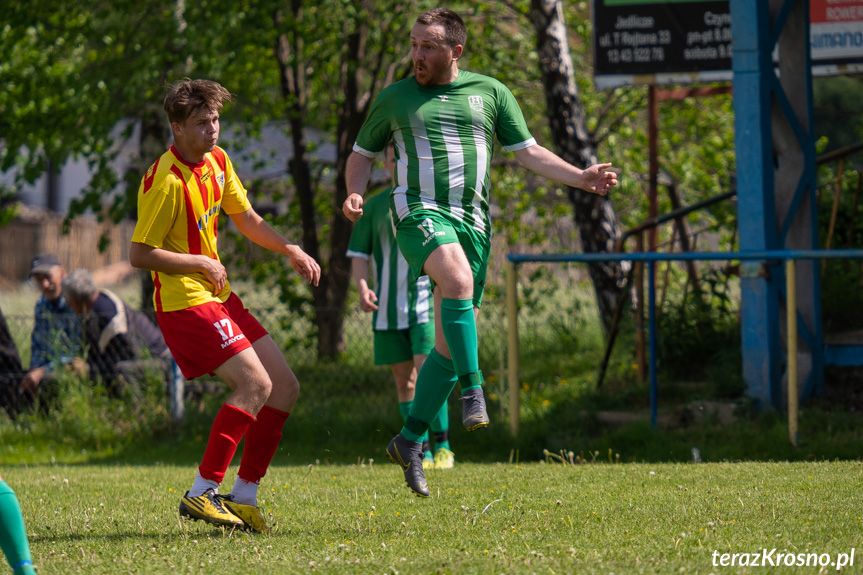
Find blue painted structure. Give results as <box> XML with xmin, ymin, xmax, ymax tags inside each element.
<box><xmin>730</xmin><ymin>0</ymin><xmax>822</xmax><ymax>409</ymax></box>
<box><xmin>509</xmin><ymin>249</ymin><xmax>863</xmax><ymax>426</ymax></box>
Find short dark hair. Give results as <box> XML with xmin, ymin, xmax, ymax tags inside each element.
<box><xmin>163</xmin><ymin>79</ymin><xmax>232</xmax><ymax>124</ymax></box>
<box><xmin>416</xmin><ymin>8</ymin><xmax>466</xmax><ymax>49</ymax></box>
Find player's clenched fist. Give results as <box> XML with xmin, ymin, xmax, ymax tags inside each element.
<box><xmin>342</xmin><ymin>193</ymin><xmax>365</xmax><ymax>222</ymax></box>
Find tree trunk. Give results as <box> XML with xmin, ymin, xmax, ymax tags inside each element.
<box><xmin>275</xmin><ymin>2</ymin><xmax>357</xmax><ymax>358</ymax></box>
<box><xmin>665</xmin><ymin>180</ymin><xmax>703</xmax><ymax>299</ymax></box>
<box><xmin>529</xmin><ymin>0</ymin><xmax>627</xmax><ymax>333</ymax></box>
<box><xmin>323</xmin><ymin>3</ymin><xmax>374</xmax><ymax>359</ymax></box>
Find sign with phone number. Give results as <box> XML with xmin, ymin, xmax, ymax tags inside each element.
<box><xmin>593</xmin><ymin>0</ymin><xmax>732</xmax><ymax>89</ymax></box>
<box><xmin>593</xmin><ymin>0</ymin><xmax>863</xmax><ymax>89</ymax></box>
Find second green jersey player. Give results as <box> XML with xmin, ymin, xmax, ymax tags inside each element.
<box><xmin>348</xmin><ymin>166</ymin><xmax>455</xmax><ymax>470</ymax></box>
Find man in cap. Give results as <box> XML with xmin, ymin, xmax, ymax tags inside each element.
<box><xmin>18</xmin><ymin>254</ymin><xmax>85</xmax><ymax>407</ymax></box>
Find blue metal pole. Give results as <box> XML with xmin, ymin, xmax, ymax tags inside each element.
<box><xmin>648</xmin><ymin>260</ymin><xmax>658</xmax><ymax>428</ymax></box>
<box><xmin>507</xmin><ymin>249</ymin><xmax>863</xmax><ymax>264</ymax></box>
<box><xmin>505</xmin><ymin>249</ymin><xmax>863</xmax><ymax>415</ymax></box>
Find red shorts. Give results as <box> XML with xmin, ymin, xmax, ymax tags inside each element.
<box><xmin>157</xmin><ymin>292</ymin><xmax>269</xmax><ymax>379</ymax></box>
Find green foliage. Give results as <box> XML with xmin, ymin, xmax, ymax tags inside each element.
<box><xmin>656</xmin><ymin>268</ymin><xmax>741</xmax><ymax>384</ymax></box>
<box><xmin>821</xmin><ymin>261</ymin><xmax>863</xmax><ymax>334</ymax></box>
<box><xmin>1</xmin><ymin>1</ymin><xmax>188</xmax><ymax>223</ymax></box>
<box><xmin>814</xmin><ymin>75</ymin><xmax>863</xmax><ymax>153</ymax></box>
<box><xmin>816</xmin><ymin>160</ymin><xmax>863</xmax><ymax>333</ymax></box>
<box><xmin>0</xmin><ymin>184</ymin><xmax>19</xmax><ymax>225</ymax></box>
<box><xmin>560</xmin><ymin>1</ymin><xmax>737</xmax><ymax>246</ymax></box>
<box><xmin>0</xmin><ymin>369</ymin><xmax>172</xmax><ymax>462</ymax></box>
<box><xmin>2</xmin><ymin>1</ymin><xmax>744</xmax><ymax>359</ymax></box>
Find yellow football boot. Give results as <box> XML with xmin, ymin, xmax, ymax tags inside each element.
<box><xmin>218</xmin><ymin>495</ymin><xmax>271</xmax><ymax>534</ymax></box>
<box><xmin>434</xmin><ymin>448</ymin><xmax>455</xmax><ymax>470</ymax></box>
<box><xmin>179</xmin><ymin>489</ymin><xmax>243</xmax><ymax>528</ymax></box>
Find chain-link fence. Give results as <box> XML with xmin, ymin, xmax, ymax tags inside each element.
<box><xmin>0</xmin><ymin>298</ymin><xmax>515</xmax><ymax>419</ymax></box>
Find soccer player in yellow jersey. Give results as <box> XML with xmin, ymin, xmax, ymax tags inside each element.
<box><xmin>130</xmin><ymin>79</ymin><xmax>321</xmax><ymax>532</ymax></box>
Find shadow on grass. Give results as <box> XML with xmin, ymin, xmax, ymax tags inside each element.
<box><xmin>30</xmin><ymin>532</ymin><xmax>179</xmax><ymax>544</ymax></box>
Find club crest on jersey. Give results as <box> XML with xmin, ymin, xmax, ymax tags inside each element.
<box><xmin>216</xmin><ymin>172</ymin><xmax>225</xmax><ymax>186</ymax></box>
<box><xmin>469</xmin><ymin>95</ymin><xmax>484</xmax><ymax>111</ymax></box>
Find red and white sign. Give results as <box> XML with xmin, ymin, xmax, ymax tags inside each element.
<box><xmin>811</xmin><ymin>0</ymin><xmax>863</xmax><ymax>23</ymax></box>
<box><xmin>811</xmin><ymin>0</ymin><xmax>863</xmax><ymax>62</ymax></box>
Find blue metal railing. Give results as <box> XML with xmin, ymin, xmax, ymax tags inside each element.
<box><xmin>505</xmin><ymin>249</ymin><xmax>863</xmax><ymax>439</ymax></box>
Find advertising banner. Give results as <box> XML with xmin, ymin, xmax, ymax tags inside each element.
<box><xmin>593</xmin><ymin>0</ymin><xmax>863</xmax><ymax>89</ymax></box>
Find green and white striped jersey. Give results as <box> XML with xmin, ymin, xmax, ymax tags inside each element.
<box><xmin>353</xmin><ymin>70</ymin><xmax>535</xmax><ymax>237</ymax></box>
<box><xmin>347</xmin><ymin>189</ymin><xmax>433</xmax><ymax>331</ymax></box>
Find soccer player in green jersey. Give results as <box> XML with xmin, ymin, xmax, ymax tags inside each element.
<box><xmin>343</xmin><ymin>7</ymin><xmax>618</xmax><ymax>497</ymax></box>
<box><xmin>347</xmin><ymin>145</ymin><xmax>455</xmax><ymax>471</ymax></box>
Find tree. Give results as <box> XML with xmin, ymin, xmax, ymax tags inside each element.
<box><xmin>528</xmin><ymin>0</ymin><xmax>627</xmax><ymax>332</ymax></box>
<box><xmin>1</xmin><ymin>1</ymin><xmax>192</xmax><ymax>317</ymax></box>
<box><xmin>3</xmin><ymin>1</ymin><xmax>739</xmax><ymax>361</ymax></box>
<box><xmin>197</xmin><ymin>0</ymin><xmax>417</xmax><ymax>358</ymax></box>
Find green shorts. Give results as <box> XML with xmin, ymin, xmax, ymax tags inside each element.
<box><xmin>373</xmin><ymin>321</ymin><xmax>435</xmax><ymax>365</ymax></box>
<box><xmin>395</xmin><ymin>210</ymin><xmax>491</xmax><ymax>308</ymax></box>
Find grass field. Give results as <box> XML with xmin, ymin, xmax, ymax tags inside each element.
<box><xmin>6</xmin><ymin>460</ymin><xmax>862</xmax><ymax>574</ymax></box>
<box><xmin>4</xmin><ymin>275</ymin><xmax>863</xmax><ymax>573</ymax></box>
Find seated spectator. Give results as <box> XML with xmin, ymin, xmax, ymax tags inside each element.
<box><xmin>0</xmin><ymin>304</ymin><xmax>25</xmax><ymax>419</ymax></box>
<box><xmin>61</xmin><ymin>269</ymin><xmax>171</xmax><ymax>397</ymax></box>
<box><xmin>18</xmin><ymin>254</ymin><xmax>86</xmax><ymax>410</ymax></box>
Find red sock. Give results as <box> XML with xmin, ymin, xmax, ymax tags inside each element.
<box><xmin>198</xmin><ymin>404</ymin><xmax>255</xmax><ymax>483</ymax></box>
<box><xmin>238</xmin><ymin>405</ymin><xmax>290</xmax><ymax>483</ymax></box>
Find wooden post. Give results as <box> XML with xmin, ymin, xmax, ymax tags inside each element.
<box><xmin>825</xmin><ymin>158</ymin><xmax>844</xmax><ymax>252</ymax></box>
<box><xmin>169</xmin><ymin>359</ymin><xmax>185</xmax><ymax>424</ymax></box>
<box><xmin>845</xmin><ymin>171</ymin><xmax>862</xmax><ymax>250</ymax></box>
<box><xmin>787</xmin><ymin>259</ymin><xmax>798</xmax><ymax>446</ymax></box>
<box><xmin>634</xmin><ymin>234</ymin><xmax>646</xmax><ymax>383</ymax></box>
<box><xmin>506</xmin><ymin>260</ymin><xmax>520</xmax><ymax>438</ymax></box>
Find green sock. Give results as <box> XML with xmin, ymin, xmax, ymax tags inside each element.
<box><xmin>401</xmin><ymin>349</ymin><xmax>458</xmax><ymax>442</ymax></box>
<box><xmin>398</xmin><ymin>401</ymin><xmax>411</xmax><ymax>423</ymax></box>
<box><xmin>399</xmin><ymin>400</ymin><xmax>429</xmax><ymax>446</ymax></box>
<box><xmin>440</xmin><ymin>298</ymin><xmax>481</xmax><ymax>391</ymax></box>
<box><xmin>0</xmin><ymin>481</ymin><xmax>36</xmax><ymax>575</ymax></box>
<box><xmin>430</xmin><ymin>399</ymin><xmax>451</xmax><ymax>452</ymax></box>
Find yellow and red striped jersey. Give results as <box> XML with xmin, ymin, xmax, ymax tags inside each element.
<box><xmin>132</xmin><ymin>145</ymin><xmax>251</xmax><ymax>312</ymax></box>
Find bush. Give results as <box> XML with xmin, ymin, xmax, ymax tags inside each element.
<box><xmin>0</xmin><ymin>369</ymin><xmax>173</xmax><ymax>459</ymax></box>
<box><xmin>656</xmin><ymin>269</ymin><xmax>741</xmax><ymax>383</ymax></box>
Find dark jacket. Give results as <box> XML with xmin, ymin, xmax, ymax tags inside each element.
<box><xmin>82</xmin><ymin>290</ymin><xmax>168</xmax><ymax>381</ymax></box>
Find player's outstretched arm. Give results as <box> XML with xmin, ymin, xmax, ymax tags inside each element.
<box><xmin>513</xmin><ymin>145</ymin><xmax>618</xmax><ymax>195</ymax></box>
<box><xmin>229</xmin><ymin>208</ymin><xmax>321</xmax><ymax>286</ymax></box>
<box><xmin>343</xmin><ymin>152</ymin><xmax>375</xmax><ymax>222</ymax></box>
<box><xmin>130</xmin><ymin>242</ymin><xmax>228</xmax><ymax>293</ymax></box>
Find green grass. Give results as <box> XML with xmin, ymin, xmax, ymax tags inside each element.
<box><xmin>6</xmin><ymin>460</ymin><xmax>862</xmax><ymax>574</ymax></box>
<box><xmin>3</xmin><ymin>272</ymin><xmax>863</xmax><ymax>572</ymax></box>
